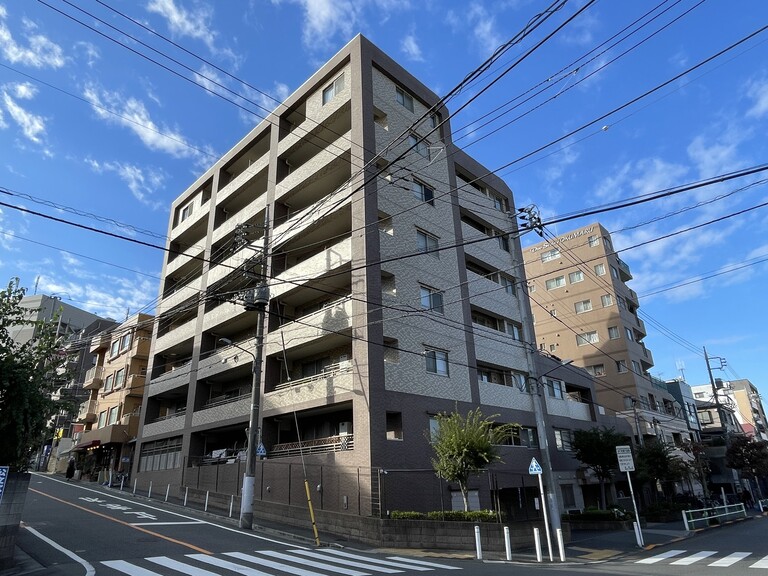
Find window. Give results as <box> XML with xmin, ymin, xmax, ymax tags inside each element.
<box><xmin>594</xmin><ymin>263</ymin><xmax>606</xmax><ymax>276</ymax></box>
<box><xmin>617</xmin><ymin>297</ymin><xmax>627</xmax><ymax>310</ymax></box>
<box><xmin>419</xmin><ymin>285</ymin><xmax>444</xmax><ymax>313</ymax></box>
<box><xmin>386</xmin><ymin>412</ymin><xmax>403</xmax><ymax>440</ymax></box>
<box><xmin>625</xmin><ymin>327</ymin><xmax>634</xmax><ymax>341</ymax></box>
<box><xmin>451</xmin><ymin>490</ymin><xmax>480</xmax><ymax>511</ymax></box>
<box><xmin>569</xmin><ymin>270</ymin><xmax>584</xmax><ymax>284</ymax></box>
<box><xmin>541</xmin><ymin>248</ymin><xmax>560</xmax><ymax>263</ymax></box>
<box><xmin>478</xmin><ymin>368</ymin><xmax>506</xmax><ymax>385</ymax></box>
<box><xmin>549</xmin><ymin>344</ymin><xmax>556</xmax><ymax>352</ymax></box>
<box><xmin>491</xmin><ymin>194</ymin><xmax>508</xmax><ymax>212</ymax></box>
<box><xmin>412</xmin><ymin>180</ymin><xmax>434</xmax><ymax>204</ymax></box>
<box><xmin>496</xmin><ymin>233</ymin><xmax>510</xmax><ymax>252</ymax></box>
<box><xmin>510</xmin><ymin>371</ymin><xmax>528</xmax><ymax>391</ymax></box>
<box><xmin>115</xmin><ymin>368</ymin><xmax>125</xmax><ymax>389</ymax></box>
<box><xmin>416</xmin><ymin>229</ymin><xmax>439</xmax><ymax>256</ymax></box>
<box><xmin>611</xmin><ymin>265</ymin><xmax>619</xmax><ymax>279</ymax></box>
<box><xmin>545</xmin><ymin>276</ymin><xmax>566</xmax><ymax>290</ymax></box>
<box><xmin>549</xmin><ymin>309</ymin><xmax>557</xmax><ymax>317</ymax></box>
<box><xmin>561</xmin><ymin>484</ymin><xmax>577</xmax><ymax>508</ymax></box>
<box><xmin>608</xmin><ymin>326</ymin><xmax>620</xmax><ymax>339</ymax></box>
<box><xmin>506</xmin><ymin>321</ymin><xmax>523</xmax><ymax>341</ymax></box>
<box><xmin>396</xmin><ymin>86</ymin><xmax>414</xmax><ymax>112</ymax></box>
<box><xmin>425</xmin><ymin>349</ymin><xmax>449</xmax><ymax>376</ymax></box>
<box><xmin>110</xmin><ymin>339</ymin><xmax>119</xmax><ymax>358</ymax></box>
<box><xmin>119</xmin><ymin>333</ymin><xmax>132</xmax><ymax>352</ymax></box>
<box><xmin>574</xmin><ymin>299</ymin><xmax>592</xmax><ymax>314</ymax></box>
<box><xmin>321</xmin><ymin>73</ymin><xmax>344</xmax><ymax>105</ymax></box>
<box><xmin>547</xmin><ymin>378</ymin><xmax>565</xmax><ymax>399</ymax></box>
<box><xmin>180</xmin><ymin>202</ymin><xmax>193</xmax><ymax>222</ymax></box>
<box><xmin>700</xmin><ymin>411</ymin><xmax>713</xmax><ymax>424</ymax></box>
<box><xmin>586</xmin><ymin>364</ymin><xmax>606</xmax><ymax>377</ymax></box>
<box><xmin>408</xmin><ymin>134</ymin><xmax>430</xmax><ymax>159</ymax></box>
<box><xmin>576</xmin><ymin>331</ymin><xmax>598</xmax><ymax>346</ymax></box>
<box><xmin>429</xmin><ymin>114</ymin><xmax>438</xmax><ymax>128</ymax></box>
<box><xmin>554</xmin><ymin>429</ymin><xmax>573</xmax><ymax>451</ymax></box>
<box><xmin>104</xmin><ymin>374</ymin><xmax>114</xmax><ymax>392</ymax></box>
<box><xmin>588</xmin><ymin>235</ymin><xmax>599</xmax><ymax>247</ymax></box>
<box><xmin>632</xmin><ymin>360</ymin><xmax>641</xmax><ymax>373</ymax></box>
<box><xmin>108</xmin><ymin>406</ymin><xmax>119</xmax><ymax>425</ymax></box>
<box><xmin>98</xmin><ymin>411</ymin><xmax>107</xmax><ymax>428</ymax></box>
<box><xmin>429</xmin><ymin>416</ymin><xmax>440</xmax><ymax>441</ymax></box>
<box><xmin>601</xmin><ymin>294</ymin><xmax>613</xmax><ymax>307</ymax></box>
<box><xmin>502</xmin><ymin>426</ymin><xmax>537</xmax><ymax>447</ymax></box>
<box><xmin>616</xmin><ymin>360</ymin><xmax>628</xmax><ymax>373</ymax></box>
<box><xmin>500</xmin><ymin>275</ymin><xmax>516</xmax><ymax>295</ymax></box>
<box><xmin>139</xmin><ymin>437</ymin><xmax>183</xmax><ymax>472</ymax></box>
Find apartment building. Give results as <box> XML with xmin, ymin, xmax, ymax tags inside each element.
<box><xmin>73</xmin><ymin>313</ymin><xmax>152</xmax><ymax>481</ymax></box>
<box><xmin>523</xmin><ymin>224</ymin><xmax>690</xmax><ymax>446</ymax></box>
<box><xmin>134</xmin><ymin>35</ymin><xmax>619</xmax><ymax>520</ymax></box>
<box><xmin>692</xmin><ymin>379</ymin><xmax>768</xmax><ymax>440</ymax></box>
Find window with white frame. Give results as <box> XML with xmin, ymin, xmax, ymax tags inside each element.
<box><xmin>428</xmin><ymin>416</ymin><xmax>440</xmax><ymax>442</ymax></box>
<box><xmin>554</xmin><ymin>428</ymin><xmax>574</xmax><ymax>451</ymax></box>
<box><xmin>114</xmin><ymin>368</ymin><xmax>125</xmax><ymax>389</ymax></box>
<box><xmin>569</xmin><ymin>270</ymin><xmax>584</xmax><ymax>284</ymax></box>
<box><xmin>119</xmin><ymin>332</ymin><xmax>132</xmax><ymax>352</ymax></box>
<box><xmin>601</xmin><ymin>294</ymin><xmax>613</xmax><ymax>307</ymax></box>
<box><xmin>541</xmin><ymin>248</ymin><xmax>560</xmax><ymax>263</ymax></box>
<box><xmin>506</xmin><ymin>321</ymin><xmax>523</xmax><ymax>341</ymax></box>
<box><xmin>108</xmin><ymin>405</ymin><xmax>119</xmax><ymax>425</ymax></box>
<box><xmin>625</xmin><ymin>327</ymin><xmax>634</xmax><ymax>341</ymax></box>
<box><xmin>616</xmin><ymin>359</ymin><xmax>628</xmax><ymax>373</ymax></box>
<box><xmin>104</xmin><ymin>374</ymin><xmax>114</xmax><ymax>392</ymax></box>
<box><xmin>180</xmin><ymin>202</ymin><xmax>193</xmax><ymax>222</ymax></box>
<box><xmin>510</xmin><ymin>371</ymin><xmax>528</xmax><ymax>391</ymax></box>
<box><xmin>547</xmin><ymin>378</ymin><xmax>565</xmax><ymax>399</ymax></box>
<box><xmin>425</xmin><ymin>349</ymin><xmax>449</xmax><ymax>376</ymax></box>
<box><xmin>416</xmin><ymin>229</ymin><xmax>439</xmax><ymax>256</ymax></box>
<box><xmin>412</xmin><ymin>179</ymin><xmax>434</xmax><ymax>204</ymax></box>
<box><xmin>574</xmin><ymin>299</ymin><xmax>592</xmax><ymax>314</ymax></box>
<box><xmin>110</xmin><ymin>339</ymin><xmax>119</xmax><ymax>358</ymax></box>
<box><xmin>588</xmin><ymin>235</ymin><xmax>600</xmax><ymax>247</ymax></box>
<box><xmin>608</xmin><ymin>326</ymin><xmax>620</xmax><ymax>340</ymax></box>
<box><xmin>98</xmin><ymin>411</ymin><xmax>107</xmax><ymax>428</ymax></box>
<box><xmin>396</xmin><ymin>86</ymin><xmax>414</xmax><ymax>112</ymax></box>
<box><xmin>408</xmin><ymin>134</ymin><xmax>430</xmax><ymax>159</ymax></box>
<box><xmin>545</xmin><ymin>276</ymin><xmax>566</xmax><ymax>290</ymax></box>
<box><xmin>419</xmin><ymin>285</ymin><xmax>444</xmax><ymax>313</ymax></box>
<box><xmin>322</xmin><ymin>73</ymin><xmax>344</xmax><ymax>105</ymax></box>
<box><xmin>576</xmin><ymin>331</ymin><xmax>599</xmax><ymax>346</ymax></box>
<box><xmin>594</xmin><ymin>263</ymin><xmax>606</xmax><ymax>276</ymax></box>
<box><xmin>586</xmin><ymin>363</ymin><xmax>606</xmax><ymax>377</ymax></box>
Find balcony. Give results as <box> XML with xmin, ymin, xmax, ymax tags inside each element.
<box><xmin>89</xmin><ymin>332</ymin><xmax>111</xmax><ymax>353</ymax></box>
<box><xmin>271</xmin><ymin>185</ymin><xmax>353</xmax><ymax>248</ymax></box>
<box><xmin>265</xmin><ymin>297</ymin><xmax>353</xmax><ymax>356</ymax></box>
<box><xmin>270</xmin><ymin>237</ymin><xmax>352</xmax><ymax>300</ymax></box>
<box><xmin>148</xmin><ymin>363</ymin><xmax>192</xmax><ymax>397</ymax></box>
<box><xmin>77</xmin><ymin>399</ymin><xmax>98</xmax><ymax>423</ymax></box>
<box><xmin>83</xmin><ymin>366</ymin><xmax>104</xmax><ymax>390</ymax></box>
<box><xmin>545</xmin><ymin>395</ymin><xmax>592</xmax><ymax>421</ymax></box>
<box><xmin>191</xmin><ymin>396</ymin><xmax>250</xmax><ymax>428</ymax></box>
<box><xmin>466</xmin><ymin>271</ymin><xmax>519</xmax><ymax>319</ymax></box>
<box><xmin>269</xmin><ymin>434</ymin><xmax>354</xmax><ymax>459</ymax></box>
<box><xmin>264</xmin><ymin>362</ymin><xmax>354</xmax><ymax>412</ymax></box>
<box><xmin>617</xmin><ymin>257</ymin><xmax>633</xmax><ymax>281</ymax></box>
<box><xmin>626</xmin><ymin>288</ymin><xmax>640</xmax><ymax>306</ymax></box>
<box><xmin>154</xmin><ymin>316</ymin><xmax>197</xmax><ymax>355</ymax></box>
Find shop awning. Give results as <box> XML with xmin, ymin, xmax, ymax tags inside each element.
<box><xmin>73</xmin><ymin>440</ymin><xmax>100</xmax><ymax>451</ymax></box>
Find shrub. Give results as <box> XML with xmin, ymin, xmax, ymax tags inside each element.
<box><xmin>425</xmin><ymin>509</ymin><xmax>499</xmax><ymax>522</ymax></box>
<box><xmin>390</xmin><ymin>511</ymin><xmax>425</xmax><ymax>520</ymax></box>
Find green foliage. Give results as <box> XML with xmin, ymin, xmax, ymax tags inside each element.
<box><xmin>636</xmin><ymin>439</ymin><xmax>684</xmax><ymax>488</ymax></box>
<box><xmin>429</xmin><ymin>408</ymin><xmax>515</xmax><ymax>512</ymax></box>
<box><xmin>425</xmin><ymin>510</ymin><xmax>498</xmax><ymax>522</ymax></box>
<box><xmin>571</xmin><ymin>426</ymin><xmax>626</xmax><ymax>509</ymax></box>
<box><xmin>390</xmin><ymin>511</ymin><xmax>425</xmax><ymax>520</ymax></box>
<box><xmin>0</xmin><ymin>279</ymin><xmax>68</xmax><ymax>471</ymax></box>
<box><xmin>726</xmin><ymin>435</ymin><xmax>768</xmax><ymax>478</ymax></box>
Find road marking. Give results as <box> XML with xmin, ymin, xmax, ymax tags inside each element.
<box><xmin>24</xmin><ymin>526</ymin><xmax>96</xmax><ymax>576</ymax></box>
<box><xmin>130</xmin><ymin>521</ymin><xmax>206</xmax><ymax>526</ymax></box>
<box><xmin>29</xmin><ymin>488</ymin><xmax>212</xmax><ymax>555</ymax></box>
<box><xmin>236</xmin><ymin>550</ymin><xmax>370</xmax><ymax>576</ymax></box>
<box><xmin>192</xmin><ymin>553</ymin><xmax>308</xmax><ymax>576</ymax></box>
<box><xmin>671</xmin><ymin>551</ymin><xmax>717</xmax><ymax>565</ymax></box>
<box><xmin>709</xmin><ymin>552</ymin><xmax>751</xmax><ymax>567</ymax></box>
<box><xmin>291</xmin><ymin>550</ymin><xmax>403</xmax><ymax>573</ymax></box>
<box><xmin>751</xmin><ymin>555</ymin><xmax>768</xmax><ymax>568</ymax></box>
<box><xmin>102</xmin><ymin>560</ymin><xmax>162</xmax><ymax>575</ymax></box>
<box><xmin>320</xmin><ymin>549</ymin><xmax>434</xmax><ymax>570</ymax></box>
<box><xmin>146</xmin><ymin>556</ymin><xmax>222</xmax><ymax>575</ymax></box>
<box><xmin>386</xmin><ymin>556</ymin><xmax>462</xmax><ymax>570</ymax></box>
<box><xmin>636</xmin><ymin>549</ymin><xmax>687</xmax><ymax>564</ymax></box>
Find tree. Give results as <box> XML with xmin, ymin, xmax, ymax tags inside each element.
<box><xmin>726</xmin><ymin>435</ymin><xmax>768</xmax><ymax>498</ymax></box>
<box><xmin>0</xmin><ymin>278</ymin><xmax>68</xmax><ymax>471</ymax></box>
<box><xmin>636</xmin><ymin>439</ymin><xmax>683</xmax><ymax>499</ymax></box>
<box><xmin>429</xmin><ymin>408</ymin><xmax>515</xmax><ymax>512</ymax></box>
<box><xmin>571</xmin><ymin>426</ymin><xmax>626</xmax><ymax>509</ymax></box>
<box><xmin>679</xmin><ymin>440</ymin><xmax>711</xmax><ymax>498</ymax></box>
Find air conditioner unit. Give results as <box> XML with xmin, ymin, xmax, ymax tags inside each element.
<box><xmin>338</xmin><ymin>421</ymin><xmax>352</xmax><ymax>435</ymax></box>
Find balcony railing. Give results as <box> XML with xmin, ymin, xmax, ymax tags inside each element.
<box><xmin>77</xmin><ymin>399</ymin><xmax>98</xmax><ymax>422</ymax></box>
<box><xmin>83</xmin><ymin>366</ymin><xmax>104</xmax><ymax>389</ymax></box>
<box><xmin>273</xmin><ymin>361</ymin><xmax>352</xmax><ymax>391</ymax></box>
<box><xmin>269</xmin><ymin>434</ymin><xmax>354</xmax><ymax>458</ymax></box>
<box><xmin>202</xmin><ymin>391</ymin><xmax>250</xmax><ymax>409</ymax></box>
<box><xmin>150</xmin><ymin>409</ymin><xmax>187</xmax><ymax>424</ymax></box>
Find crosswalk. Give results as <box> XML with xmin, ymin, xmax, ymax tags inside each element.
<box><xmin>637</xmin><ymin>549</ymin><xmax>768</xmax><ymax>568</ymax></box>
<box><xmin>101</xmin><ymin>547</ymin><xmax>463</xmax><ymax>576</ymax></box>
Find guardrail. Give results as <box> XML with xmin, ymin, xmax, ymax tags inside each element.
<box><xmin>682</xmin><ymin>503</ymin><xmax>746</xmax><ymax>530</ymax></box>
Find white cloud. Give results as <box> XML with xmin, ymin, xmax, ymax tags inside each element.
<box><xmin>60</xmin><ymin>252</ymin><xmax>83</xmax><ymax>268</ymax></box>
<box><xmin>85</xmin><ymin>158</ymin><xmax>166</xmax><ymax>209</ymax></box>
<box><xmin>238</xmin><ymin>81</ymin><xmax>290</xmax><ymax>126</ymax></box>
<box><xmin>559</xmin><ymin>10</ymin><xmax>599</xmax><ymax>46</ymax></box>
<box><xmin>0</xmin><ymin>5</ymin><xmax>65</xmax><ymax>68</ymax></box>
<box><xmin>1</xmin><ymin>82</ymin><xmax>46</xmax><ymax>144</ymax></box>
<box><xmin>686</xmin><ymin>126</ymin><xmax>748</xmax><ymax>180</ymax></box>
<box><xmin>74</xmin><ymin>41</ymin><xmax>100</xmax><ymax>68</ymax></box>
<box><xmin>593</xmin><ymin>158</ymin><xmax>688</xmax><ymax>202</ymax></box>
<box><xmin>82</xmin><ymin>82</ymin><xmax>199</xmax><ymax>160</ymax></box>
<box><xmin>746</xmin><ymin>75</ymin><xmax>768</xmax><ymax>119</ymax></box>
<box><xmin>286</xmin><ymin>0</ymin><xmax>361</xmax><ymax>50</ymax></box>
<box><xmin>401</xmin><ymin>34</ymin><xmax>423</xmax><ymax>62</ymax></box>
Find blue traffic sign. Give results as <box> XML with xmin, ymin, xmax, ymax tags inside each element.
<box><xmin>256</xmin><ymin>443</ymin><xmax>267</xmax><ymax>457</ymax></box>
<box><xmin>528</xmin><ymin>457</ymin><xmax>543</xmax><ymax>475</ymax></box>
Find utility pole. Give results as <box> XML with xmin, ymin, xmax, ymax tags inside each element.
<box><xmin>704</xmin><ymin>347</ymin><xmax>727</xmax><ymax>435</ymax></box>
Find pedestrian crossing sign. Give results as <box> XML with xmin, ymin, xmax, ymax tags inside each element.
<box><xmin>528</xmin><ymin>457</ymin><xmax>543</xmax><ymax>475</ymax></box>
<box><xmin>256</xmin><ymin>443</ymin><xmax>267</xmax><ymax>457</ymax></box>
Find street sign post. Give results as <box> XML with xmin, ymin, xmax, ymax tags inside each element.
<box><xmin>529</xmin><ymin>457</ymin><xmax>552</xmax><ymax>561</ymax></box>
<box><xmin>616</xmin><ymin>446</ymin><xmax>644</xmax><ymax>547</ymax></box>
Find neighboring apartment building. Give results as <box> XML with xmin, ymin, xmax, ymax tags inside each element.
<box><xmin>692</xmin><ymin>379</ymin><xmax>768</xmax><ymax>441</ymax></box>
<box><xmin>135</xmin><ymin>35</ymin><xmax>621</xmax><ymax>520</ymax></box>
<box><xmin>523</xmin><ymin>224</ymin><xmax>690</xmax><ymax>447</ymax></box>
<box><xmin>73</xmin><ymin>313</ymin><xmax>152</xmax><ymax>481</ymax></box>
<box><xmin>695</xmin><ymin>398</ymin><xmax>742</xmax><ymax>494</ymax></box>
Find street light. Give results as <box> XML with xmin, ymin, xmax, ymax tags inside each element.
<box><xmin>219</xmin><ymin>336</ymin><xmax>262</xmax><ymax>530</ymax></box>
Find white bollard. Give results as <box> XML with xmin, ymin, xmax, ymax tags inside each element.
<box><xmin>148</xmin><ymin>481</ymin><xmax>153</xmax><ymax>499</ymax></box>
<box><xmin>120</xmin><ymin>476</ymin><xmax>125</xmax><ymax>491</ymax></box>
<box><xmin>205</xmin><ymin>490</ymin><xmax>209</xmax><ymax>512</ymax></box>
<box><xmin>165</xmin><ymin>484</ymin><xmax>170</xmax><ymax>502</ymax></box>
<box><xmin>534</xmin><ymin>527</ymin><xmax>542</xmax><ymax>563</ymax></box>
<box><xmin>556</xmin><ymin>528</ymin><xmax>565</xmax><ymax>562</ymax></box>
<box><xmin>474</xmin><ymin>525</ymin><xmax>483</xmax><ymax>560</ymax></box>
<box><xmin>184</xmin><ymin>486</ymin><xmax>188</xmax><ymax>507</ymax></box>
<box><xmin>503</xmin><ymin>526</ymin><xmax>511</xmax><ymax>561</ymax></box>
<box><xmin>229</xmin><ymin>495</ymin><xmax>234</xmax><ymax>518</ymax></box>
<box><xmin>133</xmin><ymin>478</ymin><xmax>137</xmax><ymax>495</ymax></box>
<box><xmin>633</xmin><ymin>521</ymin><xmax>644</xmax><ymax>547</ymax></box>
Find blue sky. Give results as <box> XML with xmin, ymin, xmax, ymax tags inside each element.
<box><xmin>0</xmin><ymin>0</ymin><xmax>766</xmax><ymax>393</ymax></box>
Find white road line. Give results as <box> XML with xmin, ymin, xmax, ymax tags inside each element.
<box><xmin>320</xmin><ymin>549</ymin><xmax>434</xmax><ymax>571</ymax></box>
<box><xmin>750</xmin><ymin>554</ymin><xmax>768</xmax><ymax>568</ymax></box>
<box><xmin>291</xmin><ymin>550</ymin><xmax>403</xmax><ymax>573</ymax></box>
<box><xmin>145</xmin><ymin>556</ymin><xmax>221</xmax><ymax>576</ymax></box>
<box><xmin>636</xmin><ymin>549</ymin><xmax>687</xmax><ymax>564</ymax></box>
<box><xmin>101</xmin><ymin>560</ymin><xmax>162</xmax><ymax>576</ymax></box>
<box><xmin>243</xmin><ymin>550</ymin><xmax>371</xmax><ymax>576</ymax></box>
<box><xmin>386</xmin><ymin>556</ymin><xmax>462</xmax><ymax>570</ymax></box>
<box><xmin>187</xmin><ymin>554</ymin><xmax>276</xmax><ymax>576</ymax></box>
<box><xmin>130</xmin><ymin>521</ymin><xmax>205</xmax><ymax>526</ymax></box>
<box><xmin>709</xmin><ymin>552</ymin><xmax>751</xmax><ymax>567</ymax></box>
<box><xmin>24</xmin><ymin>526</ymin><xmax>96</xmax><ymax>576</ymax></box>
<box><xmin>671</xmin><ymin>551</ymin><xmax>718</xmax><ymax>565</ymax></box>
<box><xmin>195</xmin><ymin>552</ymin><xmax>323</xmax><ymax>576</ymax></box>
